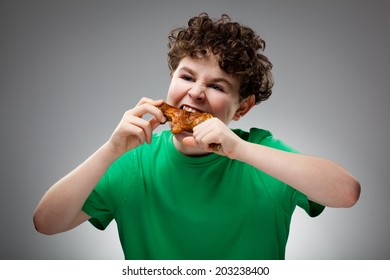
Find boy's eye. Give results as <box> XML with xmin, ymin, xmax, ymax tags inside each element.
<box><xmin>209</xmin><ymin>84</ymin><xmax>224</xmax><ymax>92</ymax></box>
<box><xmin>181</xmin><ymin>75</ymin><xmax>194</xmax><ymax>82</ymax></box>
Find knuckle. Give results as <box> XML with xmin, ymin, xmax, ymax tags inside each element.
<box><xmin>137</xmin><ymin>97</ymin><xmax>153</xmax><ymax>106</ymax></box>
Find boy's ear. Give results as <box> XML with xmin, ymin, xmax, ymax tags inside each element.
<box><xmin>233</xmin><ymin>95</ymin><xmax>255</xmax><ymax>121</ymax></box>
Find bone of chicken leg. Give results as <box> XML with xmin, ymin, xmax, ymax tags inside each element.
<box><xmin>158</xmin><ymin>102</ymin><xmax>221</xmax><ymax>151</ymax></box>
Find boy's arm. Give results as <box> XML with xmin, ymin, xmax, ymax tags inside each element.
<box><xmin>33</xmin><ymin>143</ymin><xmax>118</xmax><ymax>235</ymax></box>
<box><xmin>187</xmin><ymin>118</ymin><xmax>360</xmax><ymax>208</ymax></box>
<box><xmin>234</xmin><ymin>141</ymin><xmax>361</xmax><ymax>208</ymax></box>
<box><xmin>33</xmin><ymin>98</ymin><xmax>165</xmax><ymax>235</ymax></box>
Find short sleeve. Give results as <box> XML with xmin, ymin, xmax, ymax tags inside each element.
<box><xmin>244</xmin><ymin>128</ymin><xmax>326</xmax><ymax>217</ymax></box>
<box><xmin>82</xmin><ymin>151</ymin><xmax>136</xmax><ymax>230</ymax></box>
<box><xmin>82</xmin><ymin>176</ymin><xmax>113</xmax><ymax>230</ymax></box>
<box><xmin>296</xmin><ymin>192</ymin><xmax>326</xmax><ymax>217</ymax></box>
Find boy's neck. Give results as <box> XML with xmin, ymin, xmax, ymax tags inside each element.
<box><xmin>172</xmin><ymin>136</ymin><xmax>211</xmax><ymax>157</ymax></box>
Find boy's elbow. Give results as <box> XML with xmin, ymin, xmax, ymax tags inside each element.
<box><xmin>33</xmin><ymin>210</ymin><xmax>57</xmax><ymax>236</ymax></box>
<box><xmin>343</xmin><ymin>178</ymin><xmax>361</xmax><ymax>208</ymax></box>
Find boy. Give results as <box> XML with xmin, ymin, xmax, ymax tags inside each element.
<box><xmin>33</xmin><ymin>13</ymin><xmax>360</xmax><ymax>259</ymax></box>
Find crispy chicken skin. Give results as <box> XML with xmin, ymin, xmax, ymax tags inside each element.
<box><xmin>158</xmin><ymin>102</ymin><xmax>213</xmax><ymax>134</ymax></box>
<box><xmin>158</xmin><ymin>102</ymin><xmax>222</xmax><ymax>151</ymax></box>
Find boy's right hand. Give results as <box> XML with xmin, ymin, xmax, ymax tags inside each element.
<box><xmin>105</xmin><ymin>97</ymin><xmax>166</xmax><ymax>157</ymax></box>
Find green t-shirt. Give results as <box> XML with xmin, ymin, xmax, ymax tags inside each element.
<box><xmin>82</xmin><ymin>128</ymin><xmax>324</xmax><ymax>259</ymax></box>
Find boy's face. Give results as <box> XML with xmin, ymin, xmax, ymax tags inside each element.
<box><xmin>166</xmin><ymin>55</ymin><xmax>242</xmax><ymax>126</ymax></box>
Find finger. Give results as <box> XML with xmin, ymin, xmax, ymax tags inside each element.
<box><xmin>182</xmin><ymin>136</ymin><xmax>198</xmax><ymax>148</ymax></box>
<box><xmin>193</xmin><ymin>121</ymin><xmax>225</xmax><ymax>152</ymax></box>
<box><xmin>129</xmin><ymin>103</ymin><xmax>166</xmax><ymax>123</ymax></box>
<box><xmin>193</xmin><ymin>125</ymin><xmax>216</xmax><ymax>146</ymax></box>
<box><xmin>136</xmin><ymin>97</ymin><xmax>152</xmax><ymax>106</ymax></box>
<box><xmin>114</xmin><ymin>121</ymin><xmax>146</xmax><ymax>149</ymax></box>
<box><xmin>128</xmin><ymin>125</ymin><xmax>146</xmax><ymax>146</ymax></box>
<box><xmin>124</xmin><ymin>115</ymin><xmax>154</xmax><ymax>144</ymax></box>
<box><xmin>136</xmin><ymin>97</ymin><xmax>165</xmax><ymax>109</ymax></box>
<box><xmin>149</xmin><ymin>115</ymin><xmax>164</xmax><ymax>131</ymax></box>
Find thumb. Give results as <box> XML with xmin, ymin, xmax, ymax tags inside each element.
<box><xmin>182</xmin><ymin>136</ymin><xmax>198</xmax><ymax>147</ymax></box>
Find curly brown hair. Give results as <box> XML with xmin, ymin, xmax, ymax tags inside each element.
<box><xmin>167</xmin><ymin>13</ymin><xmax>273</xmax><ymax>104</ymax></box>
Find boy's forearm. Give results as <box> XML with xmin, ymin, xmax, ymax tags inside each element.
<box><xmin>235</xmin><ymin>141</ymin><xmax>360</xmax><ymax>208</ymax></box>
<box><xmin>33</xmin><ymin>143</ymin><xmax>120</xmax><ymax>234</ymax></box>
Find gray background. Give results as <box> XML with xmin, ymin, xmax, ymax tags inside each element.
<box><xmin>1</xmin><ymin>0</ymin><xmax>389</xmax><ymax>259</ymax></box>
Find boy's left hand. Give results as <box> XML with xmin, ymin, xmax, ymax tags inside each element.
<box><xmin>182</xmin><ymin>118</ymin><xmax>242</xmax><ymax>159</ymax></box>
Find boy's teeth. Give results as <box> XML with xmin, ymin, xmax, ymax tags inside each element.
<box><xmin>182</xmin><ymin>106</ymin><xmax>198</xmax><ymax>113</ymax></box>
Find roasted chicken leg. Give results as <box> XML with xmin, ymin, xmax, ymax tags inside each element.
<box><xmin>158</xmin><ymin>102</ymin><xmax>221</xmax><ymax>151</ymax></box>
<box><xmin>158</xmin><ymin>102</ymin><xmax>213</xmax><ymax>134</ymax></box>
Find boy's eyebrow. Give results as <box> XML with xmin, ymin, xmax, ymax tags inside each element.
<box><xmin>178</xmin><ymin>66</ymin><xmax>196</xmax><ymax>76</ymax></box>
<box><xmin>179</xmin><ymin>66</ymin><xmax>234</xmax><ymax>89</ymax></box>
<box><xmin>211</xmin><ymin>77</ymin><xmax>234</xmax><ymax>89</ymax></box>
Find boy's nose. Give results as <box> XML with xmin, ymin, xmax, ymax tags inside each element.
<box><xmin>188</xmin><ymin>83</ymin><xmax>206</xmax><ymax>100</ymax></box>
